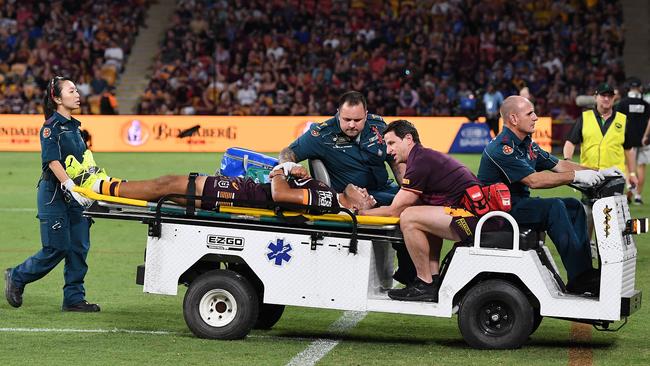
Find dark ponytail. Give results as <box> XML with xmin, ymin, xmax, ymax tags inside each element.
<box><xmin>43</xmin><ymin>76</ymin><xmax>72</xmax><ymax>119</ymax></box>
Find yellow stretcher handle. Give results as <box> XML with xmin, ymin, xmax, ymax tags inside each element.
<box><xmin>73</xmin><ymin>187</ymin><xmax>149</xmax><ymax>207</ymax></box>
<box><xmin>73</xmin><ymin>187</ymin><xmax>399</xmax><ymax>225</ymax></box>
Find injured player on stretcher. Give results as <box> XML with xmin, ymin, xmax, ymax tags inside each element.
<box><xmin>65</xmin><ymin>151</ymin><xmax>377</xmax><ymax>213</ymax></box>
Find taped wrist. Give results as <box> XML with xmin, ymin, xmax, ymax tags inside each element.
<box><xmin>273</xmin><ymin>162</ymin><xmax>299</xmax><ymax>176</ymax></box>
<box><xmin>63</xmin><ymin>179</ymin><xmax>75</xmax><ymax>191</ymax></box>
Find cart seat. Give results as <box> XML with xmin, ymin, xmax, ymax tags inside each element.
<box><xmin>477</xmin><ymin>227</ymin><xmax>544</xmax><ymax>251</ymax></box>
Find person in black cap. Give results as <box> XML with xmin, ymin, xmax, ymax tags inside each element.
<box><xmin>563</xmin><ymin>82</ymin><xmax>638</xmax><ymax>250</ymax></box>
<box><xmin>620</xmin><ymin>77</ymin><xmax>650</xmax><ymax>204</ymax></box>
<box><xmin>563</xmin><ymin>83</ymin><xmax>638</xmax><ymax>190</ymax></box>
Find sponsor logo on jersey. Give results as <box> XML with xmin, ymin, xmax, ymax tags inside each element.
<box><xmin>217</xmin><ymin>180</ymin><xmax>230</xmax><ymax>189</ymax></box>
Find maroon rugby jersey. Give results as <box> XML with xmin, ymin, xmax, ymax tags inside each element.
<box><xmin>201</xmin><ymin>176</ymin><xmax>340</xmax><ymax>210</ymax></box>
<box><xmin>401</xmin><ymin>144</ymin><xmax>479</xmax><ymax>206</ymax></box>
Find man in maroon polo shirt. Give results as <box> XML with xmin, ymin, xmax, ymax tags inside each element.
<box><xmin>360</xmin><ymin>120</ymin><xmax>480</xmax><ymax>302</ymax></box>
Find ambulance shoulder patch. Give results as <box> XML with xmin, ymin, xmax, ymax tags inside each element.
<box><xmin>42</xmin><ymin>128</ymin><xmax>51</xmax><ymax>138</ymax></box>
<box><xmin>502</xmin><ymin>145</ymin><xmax>513</xmax><ymax>155</ymax></box>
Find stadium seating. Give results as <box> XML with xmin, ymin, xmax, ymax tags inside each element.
<box><xmin>138</xmin><ymin>0</ymin><xmax>627</xmax><ymax>120</ymax></box>
<box><xmin>0</xmin><ymin>0</ymin><xmax>149</xmax><ymax>115</ymax></box>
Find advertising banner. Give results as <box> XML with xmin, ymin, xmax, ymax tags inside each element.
<box><xmin>0</xmin><ymin>115</ymin><xmax>551</xmax><ymax>153</ymax></box>
<box><xmin>448</xmin><ymin>122</ymin><xmax>493</xmax><ymax>153</ymax></box>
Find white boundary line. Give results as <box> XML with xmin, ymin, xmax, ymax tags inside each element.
<box><xmin>0</xmin><ymin>327</ymin><xmax>180</xmax><ymax>335</ymax></box>
<box><xmin>286</xmin><ymin>311</ymin><xmax>367</xmax><ymax>366</ymax></box>
<box><xmin>0</xmin><ymin>327</ymin><xmax>340</xmax><ymax>343</ymax></box>
<box><xmin>0</xmin><ymin>208</ymin><xmax>36</xmax><ymax>212</ymax></box>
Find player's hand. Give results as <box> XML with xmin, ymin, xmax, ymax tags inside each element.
<box><xmin>573</xmin><ymin>170</ymin><xmax>605</xmax><ymax>187</ymax></box>
<box><xmin>599</xmin><ymin>167</ymin><xmax>624</xmax><ymax>177</ymax></box>
<box><xmin>273</xmin><ymin>162</ymin><xmax>310</xmax><ymax>178</ymax></box>
<box><xmin>628</xmin><ymin>174</ymin><xmax>639</xmax><ymax>188</ymax></box>
<box><xmin>643</xmin><ymin>136</ymin><xmax>650</xmax><ymax>146</ymax></box>
<box><xmin>289</xmin><ymin>165</ymin><xmax>310</xmax><ymax>179</ymax></box>
<box><xmin>62</xmin><ymin>179</ymin><xmax>94</xmax><ymax>207</ymax></box>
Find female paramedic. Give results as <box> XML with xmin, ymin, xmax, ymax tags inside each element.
<box><xmin>4</xmin><ymin>76</ymin><xmax>100</xmax><ymax>312</ymax></box>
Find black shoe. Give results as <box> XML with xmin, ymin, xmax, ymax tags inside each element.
<box><xmin>5</xmin><ymin>268</ymin><xmax>23</xmax><ymax>308</ymax></box>
<box><xmin>392</xmin><ymin>268</ymin><xmax>416</xmax><ymax>286</ymax></box>
<box><xmin>388</xmin><ymin>277</ymin><xmax>438</xmax><ymax>302</ymax></box>
<box><xmin>62</xmin><ymin>300</ymin><xmax>101</xmax><ymax>312</ymax></box>
<box><xmin>566</xmin><ymin>268</ymin><xmax>600</xmax><ymax>296</ymax></box>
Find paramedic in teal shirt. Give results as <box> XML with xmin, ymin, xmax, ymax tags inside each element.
<box><xmin>5</xmin><ymin>77</ymin><xmax>100</xmax><ymax>312</ymax></box>
<box><xmin>477</xmin><ymin>96</ymin><xmax>621</xmax><ymax>296</ymax></box>
<box><xmin>279</xmin><ymin>91</ymin><xmax>402</xmax><ymax>206</ymax></box>
<box><xmin>279</xmin><ymin>91</ymin><xmax>412</xmax><ymax>284</ymax></box>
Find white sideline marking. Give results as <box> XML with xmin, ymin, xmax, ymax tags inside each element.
<box><xmin>0</xmin><ymin>327</ymin><xmax>179</xmax><ymax>335</ymax></box>
<box><xmin>0</xmin><ymin>208</ymin><xmax>36</xmax><ymax>212</ymax></box>
<box><xmin>0</xmin><ymin>327</ymin><xmax>338</xmax><ymax>343</ymax></box>
<box><xmin>286</xmin><ymin>311</ymin><xmax>367</xmax><ymax>366</ymax></box>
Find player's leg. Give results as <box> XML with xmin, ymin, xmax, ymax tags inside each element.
<box><xmin>400</xmin><ymin>206</ymin><xmax>461</xmax><ymax>280</ymax></box>
<box><xmin>97</xmin><ymin>175</ymin><xmax>208</xmax><ymax>203</ymax></box>
<box><xmin>638</xmin><ymin>163</ymin><xmax>646</xmax><ymax>198</ymax></box>
<box><xmin>387</xmin><ymin>206</ymin><xmax>460</xmax><ymax>302</ymax></box>
<box><xmin>425</xmin><ymin>232</ymin><xmax>443</xmax><ymax>276</ymax></box>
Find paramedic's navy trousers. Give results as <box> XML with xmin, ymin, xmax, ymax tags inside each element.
<box><xmin>11</xmin><ymin>181</ymin><xmax>91</xmax><ymax>307</ymax></box>
<box><xmin>509</xmin><ymin>197</ymin><xmax>592</xmax><ymax>281</ymax></box>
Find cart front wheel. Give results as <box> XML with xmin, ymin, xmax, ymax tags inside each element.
<box><xmin>183</xmin><ymin>269</ymin><xmax>258</xmax><ymax>339</ymax></box>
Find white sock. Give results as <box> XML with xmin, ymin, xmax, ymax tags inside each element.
<box><xmin>92</xmin><ymin>180</ymin><xmax>102</xmax><ymax>193</ymax></box>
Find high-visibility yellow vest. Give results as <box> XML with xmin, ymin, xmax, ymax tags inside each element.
<box><xmin>580</xmin><ymin>110</ymin><xmax>627</xmax><ymax>172</ymax></box>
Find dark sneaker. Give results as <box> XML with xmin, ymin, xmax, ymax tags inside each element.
<box><xmin>392</xmin><ymin>268</ymin><xmax>416</xmax><ymax>286</ymax></box>
<box><xmin>634</xmin><ymin>197</ymin><xmax>644</xmax><ymax>205</ymax></box>
<box><xmin>62</xmin><ymin>300</ymin><xmax>101</xmax><ymax>312</ymax></box>
<box><xmin>566</xmin><ymin>268</ymin><xmax>600</xmax><ymax>296</ymax></box>
<box><xmin>388</xmin><ymin>277</ymin><xmax>438</xmax><ymax>302</ymax></box>
<box><xmin>5</xmin><ymin>268</ymin><xmax>23</xmax><ymax>308</ymax></box>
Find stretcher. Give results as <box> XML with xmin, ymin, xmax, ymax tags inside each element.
<box><xmin>76</xmin><ymin>179</ymin><xmax>644</xmax><ymax>349</ymax></box>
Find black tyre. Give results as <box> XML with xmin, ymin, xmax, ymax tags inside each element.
<box><xmin>458</xmin><ymin>279</ymin><xmax>534</xmax><ymax>349</ymax></box>
<box><xmin>254</xmin><ymin>303</ymin><xmax>286</xmax><ymax>330</ymax></box>
<box><xmin>183</xmin><ymin>269</ymin><xmax>259</xmax><ymax>340</ymax></box>
<box><xmin>530</xmin><ymin>310</ymin><xmax>543</xmax><ymax>335</ymax></box>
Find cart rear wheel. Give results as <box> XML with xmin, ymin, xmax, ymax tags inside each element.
<box><xmin>183</xmin><ymin>269</ymin><xmax>258</xmax><ymax>339</ymax></box>
<box><xmin>458</xmin><ymin>279</ymin><xmax>534</xmax><ymax>349</ymax></box>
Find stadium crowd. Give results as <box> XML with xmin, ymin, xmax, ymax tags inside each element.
<box><xmin>0</xmin><ymin>0</ymin><xmax>149</xmax><ymax>114</ymax></box>
<box><xmin>138</xmin><ymin>0</ymin><xmax>626</xmax><ymax>121</ymax></box>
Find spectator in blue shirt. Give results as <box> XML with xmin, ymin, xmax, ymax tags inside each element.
<box><xmin>482</xmin><ymin>83</ymin><xmax>504</xmax><ymax>135</ymax></box>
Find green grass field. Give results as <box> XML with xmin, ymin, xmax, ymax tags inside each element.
<box><xmin>1</xmin><ymin>152</ymin><xmax>649</xmax><ymax>365</ymax></box>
